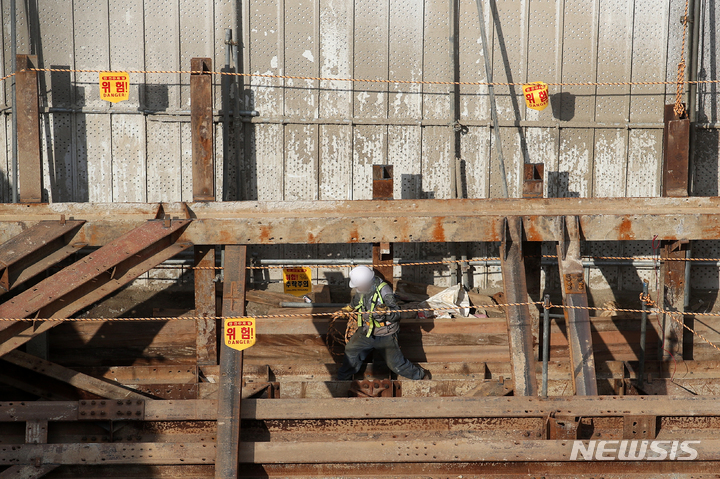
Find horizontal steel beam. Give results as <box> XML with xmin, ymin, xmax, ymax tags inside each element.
<box><xmin>3</xmin><ymin>197</ymin><xmax>720</xmax><ymax>245</ymax></box>
<box><xmin>2</xmin><ymin>439</ymin><xmax>720</xmax><ymax>465</ymax></box>
<box><xmin>3</xmin><ymin>397</ymin><xmax>720</xmax><ymax>422</ymax></box>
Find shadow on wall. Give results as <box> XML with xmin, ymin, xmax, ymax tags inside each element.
<box><xmin>551</xmin><ymin>92</ymin><xmax>576</xmax><ymax>121</ymax></box>
<box><xmin>547</xmin><ymin>171</ymin><xmax>580</xmax><ymax>198</ymax></box>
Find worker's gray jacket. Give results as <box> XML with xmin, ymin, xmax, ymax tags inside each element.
<box><xmin>350</xmin><ymin>277</ymin><xmax>400</xmax><ymax>336</ymax></box>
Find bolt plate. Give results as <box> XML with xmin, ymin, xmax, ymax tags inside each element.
<box><xmin>78</xmin><ymin>399</ymin><xmax>145</xmax><ymax>421</ymax></box>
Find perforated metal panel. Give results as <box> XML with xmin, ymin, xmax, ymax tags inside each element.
<box><xmin>595</xmin><ymin>0</ymin><xmax>632</xmax><ymax>122</ymax></box>
<box><xmin>179</xmin><ymin>0</ymin><xmax>214</xmax><ymax>108</ymax></box>
<box><xmin>319</xmin><ymin>0</ymin><xmax>353</xmax><ymax>118</ymax></box>
<box><xmin>489</xmin><ymin>128</ymin><xmax>523</xmax><ymax>198</ymax></box>
<box><xmin>147</xmin><ymin>121</ymin><xmax>181</xmax><ymax>202</ymax></box>
<box><xmin>79</xmin><ymin>114</ymin><xmax>112</xmax><ymax>202</ymax></box>
<box><xmin>523</xmin><ymin>127</ymin><xmax>558</xmax><ymax>199</ymax></box>
<box><xmin>352</xmin><ymin>125</ymin><xmax>384</xmax><ymax>200</ymax></box>
<box><xmin>319</xmin><ymin>124</ymin><xmax>352</xmax><ymax>200</ymax></box>
<box><xmin>353</xmin><ymin>0</ymin><xmax>388</xmax><ymax>119</ymax></box>
<box><xmin>629</xmin><ymin>0</ymin><xmax>668</xmax><ymax>123</ymax></box>
<box><xmin>553</xmin><ymin>128</ymin><xmax>591</xmax><ymax>198</ymax></box>
<box><xmin>0</xmin><ymin>117</ymin><xmax>8</xmax><ymax>202</ymax></box>
<box><xmin>145</xmin><ymin>0</ymin><xmax>179</xmax><ymax>111</ymax></box>
<box><xmin>73</xmin><ymin>0</ymin><xmax>110</xmax><ymax>110</ymax></box>
<box><xmin>626</xmin><ymin>129</ymin><xmax>661</xmax><ymax>197</ymax></box>
<box><xmin>254</xmin><ymin>123</ymin><xmax>284</xmax><ymax>200</ymax></box>
<box><xmin>460</xmin><ymin>126</ymin><xmax>490</xmax><ymax>199</ymax></box>
<box><xmin>692</xmin><ymin>129</ymin><xmax>720</xmax><ymax>196</ymax></box>
<box><xmin>180</xmin><ymin>122</ymin><xmax>193</xmax><ymax>202</ymax></box>
<box><xmin>422</xmin><ymin>0</ymin><xmax>450</xmax><ymax>119</ymax></box>
<box><xmin>285</xmin><ymin>124</ymin><xmax>318</xmax><ymax>200</ymax></box>
<box><xmin>388</xmin><ymin>125</ymin><xmax>421</xmax><ymax>199</ymax></box>
<box><xmin>525</xmin><ymin>0</ymin><xmax>560</xmax><ymax>123</ymax></box>
<box><xmin>285</xmin><ymin>0</ymin><xmax>319</xmax><ymax>118</ymax></box>
<box><xmin>38</xmin><ymin>0</ymin><xmax>74</xmax><ymax>109</ymax></box>
<box><xmin>41</xmin><ymin>113</ymin><xmax>74</xmax><ymax>202</ymax></box>
<box><xmin>421</xmin><ymin>125</ymin><xmax>452</xmax><ymax>199</ymax></box>
<box><xmin>697</xmin><ymin>0</ymin><xmax>720</xmax><ymax>123</ymax></box>
<box><xmin>111</xmin><ymin>116</ymin><xmax>147</xmax><ymax>202</ymax></box>
<box><xmin>491</xmin><ymin>0</ymin><xmax>528</xmax><ymax>122</ymax></box>
<box><xmin>593</xmin><ymin>129</ymin><xmax>627</xmax><ymax>198</ymax></box>
<box><xmin>459</xmin><ymin>0</ymin><xmax>489</xmax><ymax>122</ymax></box>
<box><xmin>248</xmin><ymin>0</ymin><xmax>284</xmax><ymax>116</ymax></box>
<box><xmin>560</xmin><ymin>0</ymin><xmax>598</xmax><ymax>122</ymax></box>
<box><xmin>388</xmin><ymin>0</ymin><xmax>423</xmax><ymax>120</ymax></box>
<box><xmin>214</xmin><ymin>0</ymin><xmax>234</xmax><ymax>111</ymax></box>
<box><xmin>108</xmin><ymin>0</ymin><xmax>145</xmax><ymax>107</ymax></box>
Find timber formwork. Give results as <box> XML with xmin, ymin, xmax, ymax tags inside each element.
<box><xmin>3</xmin><ymin>56</ymin><xmax>720</xmax><ymax>479</ymax></box>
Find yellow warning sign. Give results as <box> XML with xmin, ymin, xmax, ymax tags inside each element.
<box><xmin>523</xmin><ymin>81</ymin><xmax>549</xmax><ymax>111</ymax></box>
<box><xmin>224</xmin><ymin>317</ymin><xmax>256</xmax><ymax>351</ymax></box>
<box><xmin>283</xmin><ymin>267</ymin><xmax>312</xmax><ymax>296</ymax></box>
<box><xmin>99</xmin><ymin>72</ymin><xmax>130</xmax><ymax>103</ymax></box>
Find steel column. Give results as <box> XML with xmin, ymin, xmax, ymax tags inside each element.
<box><xmin>216</xmin><ymin>245</ymin><xmax>248</xmax><ymax>479</ymax></box>
<box><xmin>499</xmin><ymin>217</ymin><xmax>538</xmax><ymax>396</ymax></box>
<box><xmin>191</xmin><ymin>57</ymin><xmax>215</xmax><ymax>202</ymax></box>
<box><xmin>15</xmin><ymin>54</ymin><xmax>42</xmax><ymax>203</ymax></box>
<box><xmin>557</xmin><ymin>216</ymin><xmax>598</xmax><ymax>395</ymax></box>
<box><xmin>659</xmin><ymin>240</ymin><xmax>688</xmax><ymax>360</ymax></box>
<box><xmin>662</xmin><ymin>104</ymin><xmax>690</xmax><ymax>197</ymax></box>
<box><xmin>195</xmin><ymin>246</ymin><xmax>218</xmax><ymax>366</ymax></box>
<box><xmin>372</xmin><ymin>165</ymin><xmax>394</xmax><ymax>283</ymax></box>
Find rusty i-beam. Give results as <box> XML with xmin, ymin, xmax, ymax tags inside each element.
<box><xmin>557</xmin><ymin>216</ymin><xmax>597</xmax><ymax>395</ymax></box>
<box><xmin>216</xmin><ymin>245</ymin><xmax>248</xmax><ymax>479</ymax></box>
<box><xmin>499</xmin><ymin>217</ymin><xmax>537</xmax><ymax>396</ymax></box>
<box><xmin>15</xmin><ymin>54</ymin><xmax>42</xmax><ymax>203</ymax></box>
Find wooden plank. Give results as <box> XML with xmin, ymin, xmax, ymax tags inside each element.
<box><xmin>3</xmin><ymin>351</ymin><xmax>150</xmax><ymax>400</ymax></box>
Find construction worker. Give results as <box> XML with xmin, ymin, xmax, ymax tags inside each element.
<box><xmin>335</xmin><ymin>266</ymin><xmax>428</xmax><ymax>381</ymax></box>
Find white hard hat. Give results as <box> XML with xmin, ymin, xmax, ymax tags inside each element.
<box><xmin>349</xmin><ymin>266</ymin><xmax>374</xmax><ymax>289</ymax></box>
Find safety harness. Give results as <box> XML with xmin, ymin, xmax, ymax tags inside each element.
<box><xmin>353</xmin><ymin>281</ymin><xmax>390</xmax><ymax>337</ymax></box>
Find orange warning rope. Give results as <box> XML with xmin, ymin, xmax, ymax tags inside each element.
<box><xmin>10</xmin><ymin>67</ymin><xmax>720</xmax><ymax>88</ymax></box>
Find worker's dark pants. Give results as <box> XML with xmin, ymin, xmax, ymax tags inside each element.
<box><xmin>337</xmin><ymin>330</ymin><xmax>424</xmax><ymax>380</ymax></box>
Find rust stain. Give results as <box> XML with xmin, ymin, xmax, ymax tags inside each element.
<box><xmin>617</xmin><ymin>218</ymin><xmax>635</xmax><ymax>240</ymax></box>
<box><xmin>525</xmin><ymin>216</ymin><xmax>541</xmax><ymax>242</ymax></box>
<box><xmin>431</xmin><ymin>217</ymin><xmax>446</xmax><ymax>243</ymax></box>
<box><xmin>307</xmin><ymin>232</ymin><xmax>316</xmax><ymax>244</ymax></box>
<box><xmin>349</xmin><ymin>228</ymin><xmax>360</xmax><ymax>243</ymax></box>
<box><xmin>259</xmin><ymin>225</ymin><xmax>272</xmax><ymax>243</ymax></box>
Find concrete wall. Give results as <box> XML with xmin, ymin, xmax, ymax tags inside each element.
<box><xmin>0</xmin><ymin>0</ymin><xmax>718</xmax><ymax>291</ymax></box>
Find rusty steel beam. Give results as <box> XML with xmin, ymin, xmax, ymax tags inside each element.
<box><xmin>659</xmin><ymin>240</ymin><xmax>689</xmax><ymax>360</ymax></box>
<box><xmin>216</xmin><ymin>245</ymin><xmax>248</xmax><ymax>479</ymax></box>
<box><xmin>0</xmin><ymin>219</ymin><xmax>85</xmax><ymax>293</ymax></box>
<box><xmin>15</xmin><ymin>54</ymin><xmax>42</xmax><ymax>203</ymax></box>
<box><xmin>662</xmin><ymin>104</ymin><xmax>690</xmax><ymax>197</ymax></box>
<box><xmin>0</xmin><ymin>465</ymin><xmax>57</xmax><ymax>479</ymax></box>
<box><xmin>3</xmin><ymin>350</ymin><xmax>150</xmax><ymax>400</ymax></box>
<box><xmin>7</xmin><ymin>197</ymin><xmax>720</xmax><ymax>245</ymax></box>
<box><xmin>191</xmin><ymin>57</ymin><xmax>214</xmax><ymax>202</ymax></box>
<box><xmin>372</xmin><ymin>165</ymin><xmax>394</xmax><ymax>282</ymax></box>
<box><xmin>557</xmin><ymin>216</ymin><xmax>598</xmax><ymax>395</ymax></box>
<box><xmin>0</xmin><ymin>220</ymin><xmax>191</xmax><ymax>356</ymax></box>
<box><xmin>194</xmin><ymin>246</ymin><xmax>217</xmax><ymax>366</ymax></box>
<box><xmin>499</xmin><ymin>217</ymin><xmax>537</xmax><ymax>396</ymax></box>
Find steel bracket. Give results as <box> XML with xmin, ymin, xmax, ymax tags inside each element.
<box><xmin>623</xmin><ymin>415</ymin><xmax>657</xmax><ymax>439</ymax></box>
<box><xmin>563</xmin><ymin>273</ymin><xmax>586</xmax><ymax>294</ymax></box>
<box><xmin>543</xmin><ymin>414</ymin><xmax>584</xmax><ymax>440</ymax></box>
<box><xmin>78</xmin><ymin>399</ymin><xmax>145</xmax><ymax>421</ymax></box>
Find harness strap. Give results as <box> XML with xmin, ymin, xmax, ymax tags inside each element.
<box><xmin>354</xmin><ymin>282</ymin><xmax>389</xmax><ymax>337</ymax></box>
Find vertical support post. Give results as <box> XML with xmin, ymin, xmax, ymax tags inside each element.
<box><xmin>542</xmin><ymin>294</ymin><xmax>550</xmax><ymax>398</ymax></box>
<box><xmin>216</xmin><ymin>245</ymin><xmax>247</xmax><ymax>479</ymax></box>
<box><xmin>659</xmin><ymin>240</ymin><xmax>688</xmax><ymax>360</ymax></box>
<box><xmin>195</xmin><ymin>246</ymin><xmax>218</xmax><ymax>366</ymax></box>
<box><xmin>557</xmin><ymin>216</ymin><xmax>598</xmax><ymax>395</ymax></box>
<box><xmin>372</xmin><ymin>165</ymin><xmax>394</xmax><ymax>283</ymax></box>
<box><xmin>639</xmin><ymin>280</ymin><xmax>649</xmax><ymax>386</ymax></box>
<box><xmin>499</xmin><ymin>217</ymin><xmax>538</xmax><ymax>396</ymax></box>
<box><xmin>662</xmin><ymin>104</ymin><xmax>690</xmax><ymax>197</ymax></box>
<box><xmin>522</xmin><ymin>163</ymin><xmax>544</xmax><ymax>359</ymax></box>
<box><xmin>16</xmin><ymin>55</ymin><xmax>42</xmax><ymax>203</ymax></box>
<box><xmin>191</xmin><ymin>57</ymin><xmax>215</xmax><ymax>202</ymax></box>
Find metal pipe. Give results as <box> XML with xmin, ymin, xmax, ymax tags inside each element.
<box><xmin>639</xmin><ymin>280</ymin><xmax>649</xmax><ymax>387</ymax></box>
<box><xmin>232</xmin><ymin>34</ymin><xmax>243</xmax><ymax>201</ymax></box>
<box><xmin>223</xmin><ymin>29</ymin><xmax>232</xmax><ymax>202</ymax></box>
<box><xmin>474</xmin><ymin>0</ymin><xmax>509</xmax><ymax>198</ymax></box>
<box><xmin>542</xmin><ymin>294</ymin><xmax>550</xmax><ymax>397</ymax></box>
<box><xmin>280</xmin><ymin>302</ymin><xmax>347</xmax><ymax>308</ymax></box>
<box><xmin>10</xmin><ymin>0</ymin><xmax>17</xmax><ymax>203</ymax></box>
<box><xmin>687</xmin><ymin>0</ymin><xmax>701</xmax><ymax>125</ymax></box>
